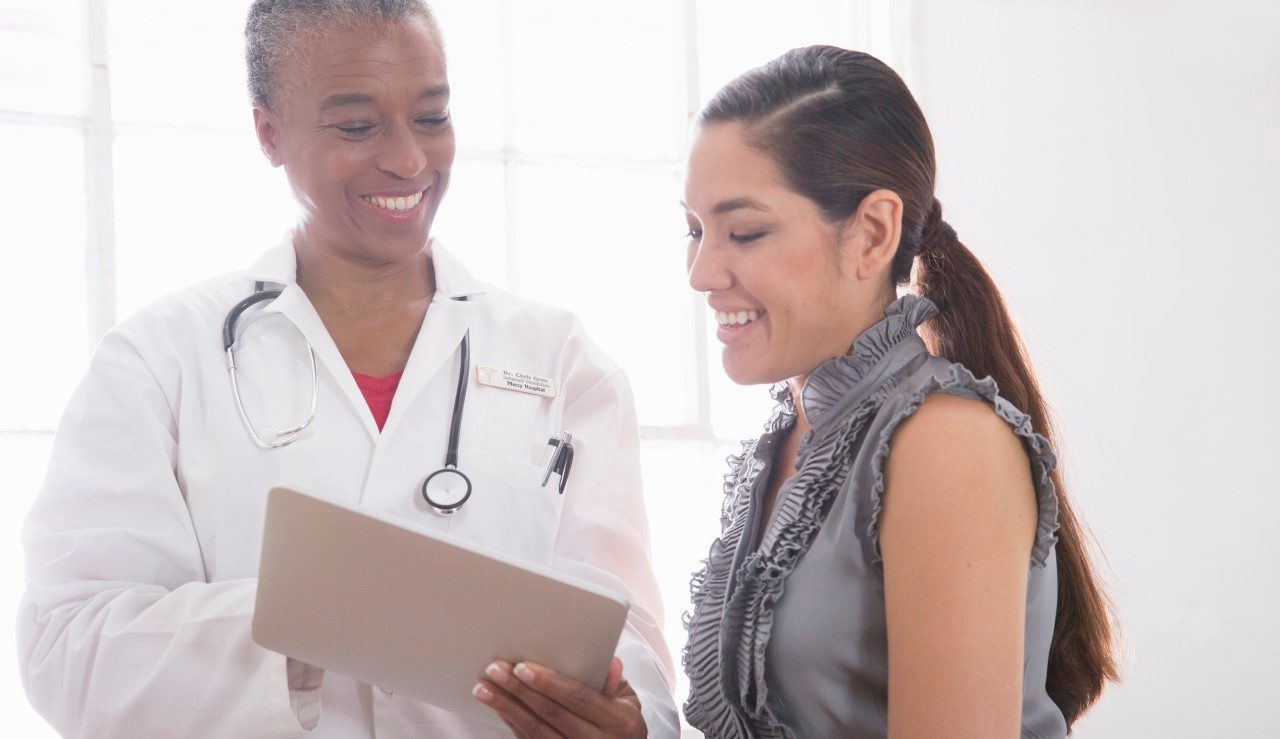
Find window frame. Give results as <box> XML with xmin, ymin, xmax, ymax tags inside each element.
<box><xmin>1</xmin><ymin>0</ymin><xmax>916</xmax><ymax>443</ymax></box>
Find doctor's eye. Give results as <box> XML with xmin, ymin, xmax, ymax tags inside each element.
<box><xmin>416</xmin><ymin>113</ymin><xmax>451</xmax><ymax>128</ymax></box>
<box><xmin>335</xmin><ymin>123</ymin><xmax>375</xmax><ymax>137</ymax></box>
<box><xmin>684</xmin><ymin>227</ymin><xmax>703</xmax><ymax>241</ymax></box>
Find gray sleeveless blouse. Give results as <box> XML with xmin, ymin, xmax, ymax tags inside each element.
<box><xmin>682</xmin><ymin>295</ymin><xmax>1067</xmax><ymax>738</ymax></box>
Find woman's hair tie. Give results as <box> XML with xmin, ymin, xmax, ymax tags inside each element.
<box><xmin>918</xmin><ymin>198</ymin><xmax>956</xmax><ymax>257</ymax></box>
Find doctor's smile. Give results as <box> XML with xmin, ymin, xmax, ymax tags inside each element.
<box><xmin>357</xmin><ymin>186</ymin><xmax>431</xmax><ymax>221</ymax></box>
<box><xmin>18</xmin><ymin>2</ymin><xmax>669</xmax><ymax>737</ymax></box>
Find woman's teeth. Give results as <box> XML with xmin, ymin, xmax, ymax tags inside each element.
<box><xmin>716</xmin><ymin>310</ymin><xmax>763</xmax><ymax>327</ymax></box>
<box><xmin>361</xmin><ymin>191</ymin><xmax>423</xmax><ymax>212</ymax></box>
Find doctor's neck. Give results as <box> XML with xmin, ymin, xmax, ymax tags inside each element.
<box><xmin>292</xmin><ymin>232</ymin><xmax>436</xmax><ymax>317</ymax></box>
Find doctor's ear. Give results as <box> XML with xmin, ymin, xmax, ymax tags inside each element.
<box><xmin>843</xmin><ymin>189</ymin><xmax>904</xmax><ymax>281</ymax></box>
<box><xmin>253</xmin><ymin>106</ymin><xmax>285</xmax><ymax>168</ymax></box>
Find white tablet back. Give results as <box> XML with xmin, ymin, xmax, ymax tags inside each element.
<box><xmin>252</xmin><ymin>487</ymin><xmax>630</xmax><ymax>726</ymax></box>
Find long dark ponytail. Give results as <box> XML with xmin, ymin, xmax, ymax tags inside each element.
<box><xmin>698</xmin><ymin>46</ymin><xmax>1118</xmax><ymax>726</ymax></box>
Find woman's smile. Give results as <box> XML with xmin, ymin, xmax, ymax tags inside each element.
<box><xmin>713</xmin><ymin>307</ymin><xmax>767</xmax><ymax>344</ymax></box>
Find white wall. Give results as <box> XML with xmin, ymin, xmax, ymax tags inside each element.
<box><xmin>911</xmin><ymin>0</ymin><xmax>1279</xmax><ymax>735</ymax></box>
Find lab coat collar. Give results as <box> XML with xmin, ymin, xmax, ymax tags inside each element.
<box><xmin>244</xmin><ymin>231</ymin><xmax>489</xmax><ymax>301</ymax></box>
<box><xmin>244</xmin><ymin>232</ymin><xmax>486</xmax><ymax>442</ymax></box>
<box><xmin>429</xmin><ymin>242</ymin><xmax>489</xmax><ymax>302</ymax></box>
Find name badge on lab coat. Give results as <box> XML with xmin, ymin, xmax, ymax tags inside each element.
<box><xmin>475</xmin><ymin>365</ymin><xmax>557</xmax><ymax>398</ymax></box>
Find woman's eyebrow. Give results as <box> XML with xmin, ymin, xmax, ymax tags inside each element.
<box><xmin>712</xmin><ymin>197</ymin><xmax>769</xmax><ymax>215</ymax></box>
<box><xmin>680</xmin><ymin>197</ymin><xmax>771</xmax><ymax>215</ymax></box>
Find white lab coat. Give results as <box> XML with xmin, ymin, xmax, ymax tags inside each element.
<box><xmin>17</xmin><ymin>234</ymin><xmax>679</xmax><ymax>738</ymax></box>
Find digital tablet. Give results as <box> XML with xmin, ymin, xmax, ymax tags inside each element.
<box><xmin>252</xmin><ymin>487</ymin><xmax>630</xmax><ymax>726</ymax></box>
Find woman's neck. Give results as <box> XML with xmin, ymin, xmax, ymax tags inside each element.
<box><xmin>785</xmin><ymin>291</ymin><xmax>898</xmax><ymax>426</ymax></box>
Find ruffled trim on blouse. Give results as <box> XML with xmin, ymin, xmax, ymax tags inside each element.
<box><xmin>683</xmin><ymin>434</ymin><xmax>771</xmax><ymax>737</ymax></box>
<box><xmin>682</xmin><ymin>293</ymin><xmax>1066</xmax><ymax>738</ymax></box>
<box><xmin>800</xmin><ymin>294</ymin><xmax>939</xmax><ymax>427</ymax></box>
<box><xmin>726</xmin><ymin>381</ymin><xmax>902</xmax><ymax>737</ymax></box>
<box><xmin>865</xmin><ymin>363</ymin><xmax>1062</xmax><ymax>571</ymax></box>
<box><xmin>683</xmin><ymin>297</ymin><xmax>933</xmax><ymax>738</ymax></box>
<box><xmin>684</xmin><ymin>385</ymin><xmax>794</xmax><ymax>736</ymax></box>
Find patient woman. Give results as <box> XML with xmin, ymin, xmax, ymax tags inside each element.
<box><xmin>679</xmin><ymin>47</ymin><xmax>1117</xmax><ymax>738</ymax></box>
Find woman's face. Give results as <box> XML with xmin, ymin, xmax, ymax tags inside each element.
<box><xmin>683</xmin><ymin>122</ymin><xmax>899</xmax><ymax>387</ymax></box>
<box><xmin>253</xmin><ymin>16</ymin><xmax>455</xmax><ymax>263</ymax></box>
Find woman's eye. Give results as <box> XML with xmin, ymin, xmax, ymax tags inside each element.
<box><xmin>684</xmin><ymin>228</ymin><xmax>703</xmax><ymax>240</ymax></box>
<box><xmin>730</xmin><ymin>231</ymin><xmax>768</xmax><ymax>244</ymax></box>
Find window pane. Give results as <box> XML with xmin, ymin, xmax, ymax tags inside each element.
<box><xmin>107</xmin><ymin>0</ymin><xmax>256</xmax><ymax>132</ymax></box>
<box><xmin>432</xmin><ymin>157</ymin><xmax>508</xmax><ymax>288</ymax></box>
<box><xmin>431</xmin><ymin>0</ymin><xmax>505</xmax><ymax>152</ymax></box>
<box><xmin>511</xmin><ymin>0</ymin><xmax>686</xmax><ymax>160</ymax></box>
<box><xmin>513</xmin><ymin>164</ymin><xmax>689</xmax><ymax>425</ymax></box>
<box><xmin>0</xmin><ymin>2</ymin><xmax>85</xmax><ymax>116</ymax></box>
<box><xmin>113</xmin><ymin>128</ymin><xmax>295</xmax><ymax>318</ymax></box>
<box><xmin>0</xmin><ymin>124</ymin><xmax>88</xmax><ymax>431</ymax></box>
<box><xmin>0</xmin><ymin>432</ymin><xmax>61</xmax><ymax>737</ymax></box>
<box><xmin>639</xmin><ymin>440</ymin><xmax>730</xmax><ymax>706</ymax></box>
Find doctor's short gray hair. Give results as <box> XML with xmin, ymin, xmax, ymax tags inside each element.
<box><xmin>245</xmin><ymin>0</ymin><xmax>442</xmax><ymax>108</ymax></box>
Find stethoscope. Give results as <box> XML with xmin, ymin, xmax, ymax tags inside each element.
<box><xmin>222</xmin><ymin>283</ymin><xmax>474</xmax><ymax>515</ymax></box>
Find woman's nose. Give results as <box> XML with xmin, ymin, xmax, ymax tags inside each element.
<box><xmin>375</xmin><ymin>123</ymin><xmax>429</xmax><ymax>180</ymax></box>
<box><xmin>687</xmin><ymin>241</ymin><xmax>733</xmax><ymax>293</ymax></box>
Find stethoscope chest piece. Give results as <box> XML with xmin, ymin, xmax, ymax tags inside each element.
<box><xmin>418</xmin><ymin>325</ymin><xmax>474</xmax><ymax>516</ymax></box>
<box><xmin>228</xmin><ymin>285</ymin><xmax>480</xmax><ymax>516</ymax></box>
<box><xmin>422</xmin><ymin>466</ymin><xmax>472</xmax><ymax>516</ymax></box>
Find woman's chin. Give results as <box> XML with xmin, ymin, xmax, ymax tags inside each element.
<box><xmin>721</xmin><ymin>351</ymin><xmax>780</xmax><ymax>387</ymax></box>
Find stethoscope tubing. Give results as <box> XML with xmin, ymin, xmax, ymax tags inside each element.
<box><xmin>224</xmin><ymin>286</ymin><xmax>472</xmax><ymax>512</ymax></box>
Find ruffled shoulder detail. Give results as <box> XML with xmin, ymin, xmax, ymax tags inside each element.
<box><xmin>864</xmin><ymin>362</ymin><xmax>1061</xmax><ymax>571</ymax></box>
<box><xmin>884</xmin><ymin>291</ymin><xmax>941</xmax><ymax>324</ymax></box>
<box><xmin>801</xmin><ymin>294</ymin><xmax>938</xmax><ymax>426</ymax></box>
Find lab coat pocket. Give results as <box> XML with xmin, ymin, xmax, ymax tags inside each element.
<box><xmin>446</xmin><ymin>447</ymin><xmax>565</xmax><ymax>566</ymax></box>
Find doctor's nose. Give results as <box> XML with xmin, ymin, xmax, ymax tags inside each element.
<box><xmin>687</xmin><ymin>241</ymin><xmax>733</xmax><ymax>294</ymax></box>
<box><xmin>375</xmin><ymin>123</ymin><xmax>430</xmax><ymax>180</ymax></box>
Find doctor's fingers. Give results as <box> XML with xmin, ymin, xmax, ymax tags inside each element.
<box><xmin>602</xmin><ymin>657</ymin><xmax>624</xmax><ymax>697</ymax></box>
<box><xmin>476</xmin><ymin>678</ymin><xmax>577</xmax><ymax>739</ymax></box>
<box><xmin>498</xmin><ymin>660</ymin><xmax>644</xmax><ymax>737</ymax></box>
<box><xmin>480</xmin><ymin>662</ymin><xmax>605</xmax><ymax>738</ymax></box>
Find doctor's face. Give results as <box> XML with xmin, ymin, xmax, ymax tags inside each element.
<box><xmin>252</xmin><ymin>16</ymin><xmax>454</xmax><ymax>262</ymax></box>
<box><xmin>683</xmin><ymin>122</ymin><xmax>878</xmax><ymax>387</ymax></box>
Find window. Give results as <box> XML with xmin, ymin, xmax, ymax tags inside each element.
<box><xmin>1</xmin><ymin>1</ymin><xmax>908</xmax><ymax>730</ymax></box>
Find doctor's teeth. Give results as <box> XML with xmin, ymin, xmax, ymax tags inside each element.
<box><xmin>715</xmin><ymin>310</ymin><xmax>763</xmax><ymax>326</ymax></box>
<box><xmin>362</xmin><ymin>191</ymin><xmax>423</xmax><ymax>211</ymax></box>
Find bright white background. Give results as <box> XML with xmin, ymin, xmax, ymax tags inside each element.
<box><xmin>911</xmin><ymin>1</ymin><xmax>1280</xmax><ymax>736</ymax></box>
<box><xmin>1</xmin><ymin>0</ymin><xmax>1275</xmax><ymax>737</ymax></box>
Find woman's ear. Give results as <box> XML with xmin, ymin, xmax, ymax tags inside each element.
<box><xmin>253</xmin><ymin>106</ymin><xmax>285</xmax><ymax>168</ymax></box>
<box><xmin>844</xmin><ymin>189</ymin><xmax>903</xmax><ymax>281</ymax></box>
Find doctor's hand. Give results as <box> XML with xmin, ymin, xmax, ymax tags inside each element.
<box><xmin>474</xmin><ymin>657</ymin><xmax>646</xmax><ymax>738</ymax></box>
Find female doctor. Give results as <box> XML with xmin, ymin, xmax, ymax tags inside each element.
<box><xmin>17</xmin><ymin>2</ymin><xmax>676</xmax><ymax>737</ymax></box>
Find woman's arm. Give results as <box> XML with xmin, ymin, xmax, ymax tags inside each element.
<box><xmin>880</xmin><ymin>392</ymin><xmax>1038</xmax><ymax>739</ymax></box>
